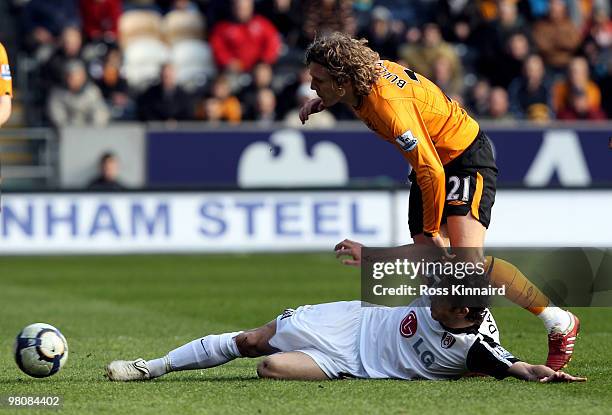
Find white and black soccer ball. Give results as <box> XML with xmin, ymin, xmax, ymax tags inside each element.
<box><xmin>14</xmin><ymin>323</ymin><xmax>68</xmax><ymax>378</ymax></box>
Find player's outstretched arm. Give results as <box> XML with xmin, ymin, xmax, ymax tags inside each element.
<box><xmin>333</xmin><ymin>239</ymin><xmax>449</xmax><ymax>267</ymax></box>
<box><xmin>507</xmin><ymin>362</ymin><xmax>586</xmax><ymax>382</ymax></box>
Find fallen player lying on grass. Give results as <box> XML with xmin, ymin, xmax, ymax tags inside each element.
<box><xmin>106</xmin><ymin>274</ymin><xmax>585</xmax><ymax>384</ymax></box>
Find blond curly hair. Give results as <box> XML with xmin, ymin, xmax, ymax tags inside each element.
<box><xmin>305</xmin><ymin>32</ymin><xmax>380</xmax><ymax>97</ymax></box>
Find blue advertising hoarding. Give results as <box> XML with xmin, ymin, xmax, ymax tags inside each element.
<box><xmin>147</xmin><ymin>126</ymin><xmax>611</xmax><ymax>188</ymax></box>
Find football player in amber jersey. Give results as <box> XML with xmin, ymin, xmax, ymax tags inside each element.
<box><xmin>299</xmin><ymin>32</ymin><xmax>579</xmax><ymax>371</ymax></box>
<box><xmin>0</xmin><ymin>42</ymin><xmax>12</xmax><ymax>126</ymax></box>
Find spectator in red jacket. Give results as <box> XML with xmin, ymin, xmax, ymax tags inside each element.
<box><xmin>209</xmin><ymin>0</ymin><xmax>281</xmax><ymax>73</ymax></box>
<box><xmin>79</xmin><ymin>0</ymin><xmax>122</xmax><ymax>43</ymax></box>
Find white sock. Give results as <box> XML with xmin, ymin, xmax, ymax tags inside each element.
<box><xmin>166</xmin><ymin>332</ymin><xmax>243</xmax><ymax>372</ymax></box>
<box><xmin>147</xmin><ymin>356</ymin><xmax>171</xmax><ymax>378</ymax></box>
<box><xmin>538</xmin><ymin>306</ymin><xmax>571</xmax><ymax>332</ymax></box>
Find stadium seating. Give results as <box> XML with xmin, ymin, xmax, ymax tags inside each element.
<box><xmin>118</xmin><ymin>9</ymin><xmax>163</xmax><ymax>49</ymax></box>
<box><xmin>122</xmin><ymin>38</ymin><xmax>170</xmax><ymax>90</ymax></box>
<box><xmin>162</xmin><ymin>10</ymin><xmax>205</xmax><ymax>44</ymax></box>
<box><xmin>171</xmin><ymin>39</ymin><xmax>216</xmax><ymax>91</ymax></box>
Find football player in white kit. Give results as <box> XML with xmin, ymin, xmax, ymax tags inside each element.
<box><xmin>106</xmin><ymin>272</ymin><xmax>585</xmax><ymax>383</ymax></box>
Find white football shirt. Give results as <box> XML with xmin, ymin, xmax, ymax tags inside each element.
<box><xmin>359</xmin><ymin>297</ymin><xmax>518</xmax><ymax>380</ymax></box>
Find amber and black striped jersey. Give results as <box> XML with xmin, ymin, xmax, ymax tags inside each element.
<box><xmin>0</xmin><ymin>42</ymin><xmax>12</xmax><ymax>98</ymax></box>
<box><xmin>352</xmin><ymin>60</ymin><xmax>480</xmax><ymax>236</ymax></box>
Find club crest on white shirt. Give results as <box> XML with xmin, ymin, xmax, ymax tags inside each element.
<box><xmin>441</xmin><ymin>332</ymin><xmax>456</xmax><ymax>349</ymax></box>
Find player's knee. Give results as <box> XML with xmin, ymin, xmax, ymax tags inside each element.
<box><xmin>256</xmin><ymin>357</ymin><xmax>272</xmax><ymax>378</ymax></box>
<box><xmin>235</xmin><ymin>332</ymin><xmax>264</xmax><ymax>357</ymax></box>
<box><xmin>257</xmin><ymin>356</ymin><xmax>284</xmax><ymax>379</ymax></box>
<box><xmin>465</xmin><ymin>250</ymin><xmax>485</xmax><ymax>268</ymax></box>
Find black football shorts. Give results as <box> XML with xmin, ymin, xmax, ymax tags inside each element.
<box><xmin>408</xmin><ymin>130</ymin><xmax>498</xmax><ymax>237</ymax></box>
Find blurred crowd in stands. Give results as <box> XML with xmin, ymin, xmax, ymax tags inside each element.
<box><xmin>3</xmin><ymin>0</ymin><xmax>612</xmax><ymax>127</ymax></box>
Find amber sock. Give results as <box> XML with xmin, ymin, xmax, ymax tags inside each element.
<box><xmin>486</xmin><ymin>257</ymin><xmax>570</xmax><ymax>332</ymax></box>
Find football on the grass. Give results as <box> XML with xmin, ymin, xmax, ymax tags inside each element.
<box><xmin>14</xmin><ymin>323</ymin><xmax>68</xmax><ymax>378</ymax></box>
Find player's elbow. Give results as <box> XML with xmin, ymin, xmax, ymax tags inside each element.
<box><xmin>418</xmin><ymin>165</ymin><xmax>445</xmax><ymax>189</ymax></box>
<box><xmin>430</xmin><ymin>164</ymin><xmax>445</xmax><ymax>178</ymax></box>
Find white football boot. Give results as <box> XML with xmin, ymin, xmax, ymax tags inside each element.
<box><xmin>106</xmin><ymin>358</ymin><xmax>151</xmax><ymax>381</ymax></box>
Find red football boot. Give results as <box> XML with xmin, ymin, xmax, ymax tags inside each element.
<box><xmin>546</xmin><ymin>311</ymin><xmax>580</xmax><ymax>371</ymax></box>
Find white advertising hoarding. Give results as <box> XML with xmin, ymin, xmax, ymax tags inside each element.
<box><xmin>0</xmin><ymin>191</ymin><xmax>393</xmax><ymax>254</ymax></box>
<box><xmin>0</xmin><ymin>190</ymin><xmax>610</xmax><ymax>254</ymax></box>
<box><xmin>394</xmin><ymin>190</ymin><xmax>612</xmax><ymax>247</ymax></box>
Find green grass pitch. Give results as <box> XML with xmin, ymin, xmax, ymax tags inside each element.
<box><xmin>1</xmin><ymin>254</ymin><xmax>610</xmax><ymax>414</ymax></box>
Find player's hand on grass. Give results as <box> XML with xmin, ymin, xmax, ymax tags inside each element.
<box><xmin>299</xmin><ymin>98</ymin><xmax>325</xmax><ymax>124</ymax></box>
<box><xmin>334</xmin><ymin>239</ymin><xmax>363</xmax><ymax>266</ymax></box>
<box><xmin>539</xmin><ymin>371</ymin><xmax>587</xmax><ymax>383</ymax></box>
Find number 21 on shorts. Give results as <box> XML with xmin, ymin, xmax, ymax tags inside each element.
<box><xmin>447</xmin><ymin>175</ymin><xmax>470</xmax><ymax>202</ymax></box>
